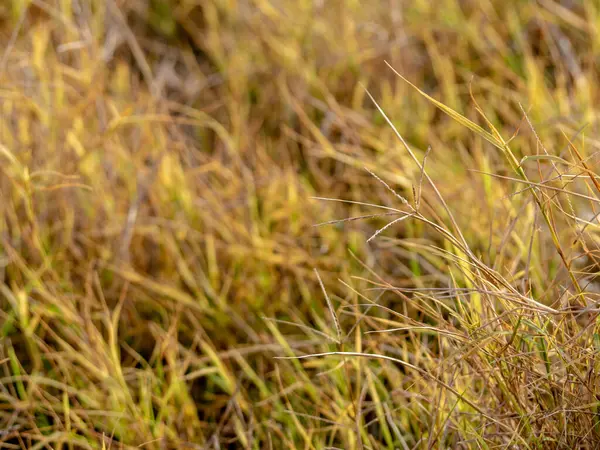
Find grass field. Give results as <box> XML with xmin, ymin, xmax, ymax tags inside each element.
<box><xmin>3</xmin><ymin>0</ymin><xmax>600</xmax><ymax>448</ymax></box>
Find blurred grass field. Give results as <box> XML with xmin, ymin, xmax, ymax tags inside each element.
<box><xmin>4</xmin><ymin>0</ymin><xmax>600</xmax><ymax>448</ymax></box>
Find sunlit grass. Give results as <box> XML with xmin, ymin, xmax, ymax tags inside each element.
<box><xmin>2</xmin><ymin>0</ymin><xmax>600</xmax><ymax>448</ymax></box>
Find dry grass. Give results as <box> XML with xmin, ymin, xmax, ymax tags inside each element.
<box><xmin>2</xmin><ymin>0</ymin><xmax>600</xmax><ymax>448</ymax></box>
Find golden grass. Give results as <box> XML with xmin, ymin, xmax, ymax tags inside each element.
<box><xmin>3</xmin><ymin>0</ymin><xmax>600</xmax><ymax>448</ymax></box>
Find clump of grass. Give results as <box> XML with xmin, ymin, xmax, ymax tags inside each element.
<box><xmin>2</xmin><ymin>0</ymin><xmax>600</xmax><ymax>448</ymax></box>
<box><xmin>285</xmin><ymin>73</ymin><xmax>600</xmax><ymax>448</ymax></box>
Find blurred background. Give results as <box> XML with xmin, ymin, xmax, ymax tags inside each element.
<box><xmin>1</xmin><ymin>0</ymin><xmax>600</xmax><ymax>448</ymax></box>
